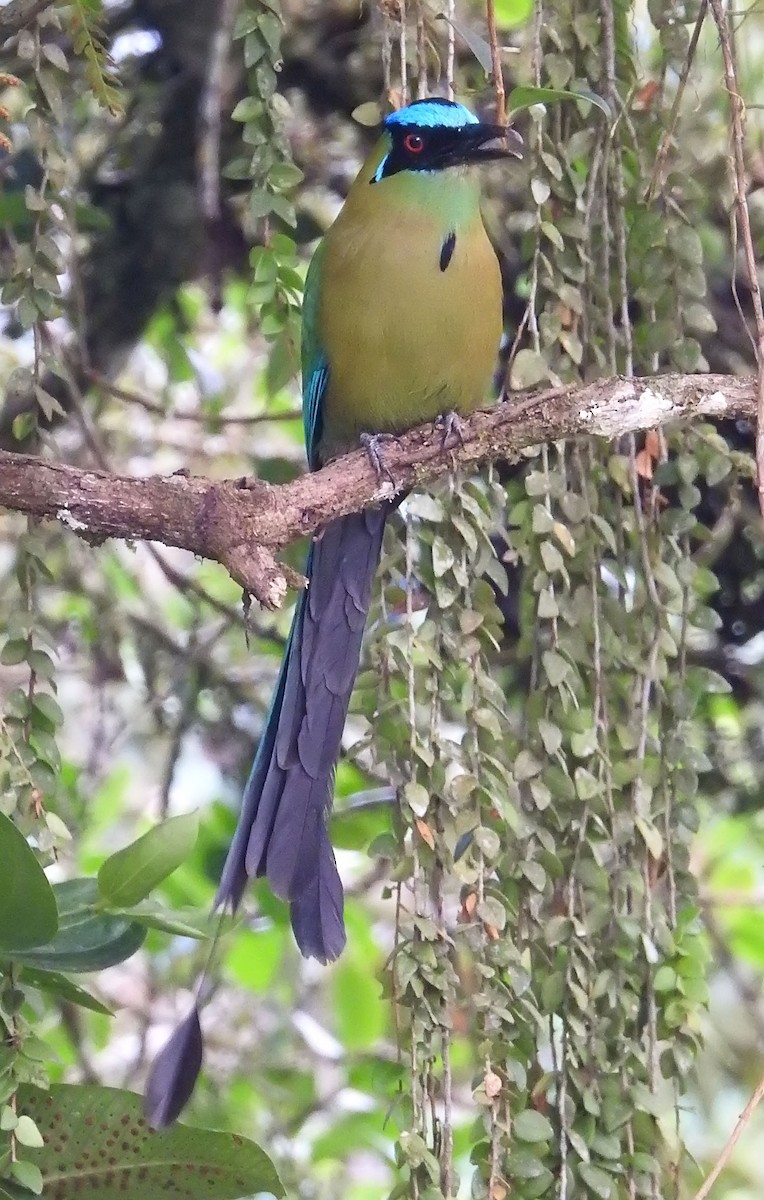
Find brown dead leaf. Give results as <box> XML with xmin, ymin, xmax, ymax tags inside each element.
<box><xmin>645</xmin><ymin>428</ymin><xmax>661</xmax><ymax>459</ymax></box>
<box><xmin>458</xmin><ymin>888</ymin><xmax>478</xmax><ymax>923</ymax></box>
<box><xmin>647</xmin><ymin>850</ymin><xmax>667</xmax><ymax>890</ymax></box>
<box><xmin>415</xmin><ymin>818</ymin><xmax>435</xmax><ymax>849</ymax></box>
<box><xmin>633</xmin><ymin>79</ymin><xmax>660</xmax><ymax>110</ymax></box>
<box><xmin>634</xmin><ymin>448</ymin><xmax>652</xmax><ymax>480</ymax></box>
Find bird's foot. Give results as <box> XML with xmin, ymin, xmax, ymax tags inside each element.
<box><xmin>360</xmin><ymin>431</ymin><xmax>400</xmax><ymax>487</ymax></box>
<box><xmin>435</xmin><ymin>410</ymin><xmax>466</xmax><ymax>454</ymax></box>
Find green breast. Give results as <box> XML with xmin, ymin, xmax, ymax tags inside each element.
<box><xmin>313</xmin><ymin>162</ymin><xmax>502</xmax><ymax>461</ymax></box>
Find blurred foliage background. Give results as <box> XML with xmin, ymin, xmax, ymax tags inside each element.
<box><xmin>2</xmin><ymin>0</ymin><xmax>764</xmax><ymax>1197</ymax></box>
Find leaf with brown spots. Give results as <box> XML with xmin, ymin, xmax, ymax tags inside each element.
<box><xmin>10</xmin><ymin>1084</ymin><xmax>283</xmax><ymax>1199</ymax></box>
<box><xmin>484</xmin><ymin>1070</ymin><xmax>502</xmax><ymax>1099</ymax></box>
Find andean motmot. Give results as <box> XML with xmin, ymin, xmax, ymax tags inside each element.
<box><xmin>145</xmin><ymin>96</ymin><xmax>521</xmax><ymax>1124</ymax></box>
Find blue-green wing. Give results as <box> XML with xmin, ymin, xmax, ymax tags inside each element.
<box><xmin>301</xmin><ymin>238</ymin><xmax>329</xmax><ymax>471</ymax></box>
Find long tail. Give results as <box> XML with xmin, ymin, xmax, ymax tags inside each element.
<box><xmin>216</xmin><ymin>505</ymin><xmax>390</xmax><ymax>962</ymax></box>
<box><xmin>144</xmin><ymin>506</ymin><xmax>390</xmax><ymax>1124</ymax></box>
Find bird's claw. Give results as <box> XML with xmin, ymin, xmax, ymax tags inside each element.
<box><xmin>436</xmin><ymin>410</ymin><xmax>465</xmax><ymax>454</ymax></box>
<box><xmin>360</xmin><ymin>431</ymin><xmax>399</xmax><ymax>487</ymax></box>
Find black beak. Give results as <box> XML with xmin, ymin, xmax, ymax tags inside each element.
<box><xmin>456</xmin><ymin>123</ymin><xmax>524</xmax><ymax>165</ymax></box>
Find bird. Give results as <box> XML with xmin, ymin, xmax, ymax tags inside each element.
<box><xmin>145</xmin><ymin>96</ymin><xmax>521</xmax><ymax>1125</ymax></box>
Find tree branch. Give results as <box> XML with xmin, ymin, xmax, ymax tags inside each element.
<box><xmin>0</xmin><ymin>0</ymin><xmax>55</xmax><ymax>36</ymax></box>
<box><xmin>0</xmin><ymin>373</ymin><xmax>755</xmax><ymax>608</ymax></box>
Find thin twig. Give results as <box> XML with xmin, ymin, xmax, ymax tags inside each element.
<box><xmin>0</xmin><ymin>0</ymin><xmax>53</xmax><ymax>35</ymax></box>
<box><xmin>691</xmin><ymin>1073</ymin><xmax>764</xmax><ymax>1200</ymax></box>
<box><xmin>399</xmin><ymin>0</ymin><xmax>408</xmax><ymax>105</ymax></box>
<box><xmin>708</xmin><ymin>0</ymin><xmax>764</xmax><ymax>519</ymax></box>
<box><xmin>486</xmin><ymin>0</ymin><xmax>506</xmax><ymax>124</ymax></box>
<box><xmin>54</xmin><ymin>351</ymin><xmax>257</xmax><ymax>627</ymax></box>
<box><xmin>445</xmin><ymin>0</ymin><xmax>455</xmax><ymax>100</ymax></box>
<box><xmin>87</xmin><ymin>370</ymin><xmax>301</xmax><ymax>426</ymax></box>
<box><xmin>645</xmin><ymin>0</ymin><xmax>707</xmax><ymax>204</ymax></box>
<box><xmin>414</xmin><ymin>0</ymin><xmax>427</xmax><ymax>98</ymax></box>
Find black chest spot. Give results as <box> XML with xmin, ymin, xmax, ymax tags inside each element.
<box><xmin>439</xmin><ymin>231</ymin><xmax>456</xmax><ymax>272</ymax></box>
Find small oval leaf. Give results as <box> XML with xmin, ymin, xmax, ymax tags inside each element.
<box><xmin>514</xmin><ymin>1109</ymin><xmax>554</xmax><ymax>1142</ymax></box>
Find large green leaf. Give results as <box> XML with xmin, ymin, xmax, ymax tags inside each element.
<box><xmin>97</xmin><ymin>812</ymin><xmax>199</xmax><ymax>908</ymax></box>
<box><xmin>0</xmin><ymin>1182</ymin><xmax>26</xmax><ymax>1200</ymax></box>
<box><xmin>11</xmin><ymin>1084</ymin><xmax>284</xmax><ymax>1200</ymax></box>
<box><xmin>0</xmin><ymin>813</ymin><xmax>58</xmax><ymax>952</ymax></box>
<box><xmin>11</xmin><ymin>879</ymin><xmax>145</xmax><ymax>973</ymax></box>
<box><xmin>20</xmin><ymin>968</ymin><xmax>114</xmax><ymax>1016</ymax></box>
<box><xmin>117</xmin><ymin>901</ymin><xmax>209</xmax><ymax>940</ymax></box>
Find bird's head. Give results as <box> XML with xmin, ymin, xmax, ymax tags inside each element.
<box><xmin>370</xmin><ymin>97</ymin><xmax>522</xmax><ymax>185</ymax></box>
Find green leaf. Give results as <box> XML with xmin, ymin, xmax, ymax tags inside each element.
<box><xmin>97</xmin><ymin>813</ymin><xmax>199</xmax><ymax>908</ymax></box>
<box><xmin>510</xmin><ymin>349</ymin><xmax>548</xmax><ymax>390</ymax></box>
<box><xmin>403</xmin><ymin>782</ymin><xmax>430</xmax><ymax>818</ymax></box>
<box><xmin>542</xmin><ymin>650</ymin><xmax>570</xmax><ymax>687</ymax></box>
<box><xmin>514</xmin><ymin>750</ymin><xmax>542</xmax><ymax>780</ymax></box>
<box><xmin>406</xmin><ymin>494</ymin><xmax>446</xmax><ymax>522</ymax></box>
<box><xmin>579</xmin><ymin>1162</ymin><xmax>615</xmax><ymax>1199</ymax></box>
<box><xmin>31</xmin><ymin>693</ymin><xmax>63</xmax><ymax>728</ymax></box>
<box><xmin>431</xmin><ymin>536</ymin><xmax>455</xmax><ymax>578</ymax></box>
<box><xmin>268</xmin><ymin>162</ymin><xmax>304</xmax><ymax>191</ymax></box>
<box><xmin>0</xmin><ymin>813</ymin><xmax>58</xmax><ymax>952</ymax></box>
<box><xmin>508</xmin><ymin>85</ymin><xmax>612</xmax><ymax>121</ymax></box>
<box><xmin>0</xmin><ymin>640</ymin><xmax>28</xmax><ymax>666</ymax></box>
<box><xmin>435</xmin><ymin>12</ymin><xmax>493</xmax><ymax>74</ymax></box>
<box><xmin>14</xmin><ymin>1118</ymin><xmax>43</xmax><ymax>1149</ymax></box>
<box><xmin>494</xmin><ymin>0</ymin><xmax>534</xmax><ymax>28</ymax></box>
<box><xmin>11</xmin><ymin>879</ymin><xmax>145</xmax><ymax>973</ymax></box>
<box><xmin>635</xmin><ymin>817</ymin><xmax>664</xmax><ymax>860</ymax></box>
<box><xmin>10</xmin><ymin>1159</ymin><xmax>42</xmax><ymax>1195</ymax></box>
<box><xmin>20</xmin><ymin>968</ymin><xmax>113</xmax><ymax>1016</ymax></box>
<box><xmin>116</xmin><ymin>902</ymin><xmax>209</xmax><ymax>940</ymax></box>
<box><xmin>15</xmin><ymin>1084</ymin><xmax>284</xmax><ymax>1198</ymax></box>
<box><xmin>531</xmin><ymin>177</ymin><xmax>551</xmax><ymax>205</ymax></box>
<box><xmin>351</xmin><ymin>101</ymin><xmax>383</xmax><ymax>127</ymax></box>
<box><xmin>514</xmin><ymin>1109</ymin><xmax>554</xmax><ymax>1142</ymax></box>
<box><xmin>231</xmin><ymin>96</ymin><xmax>263</xmax><ymax>122</ymax></box>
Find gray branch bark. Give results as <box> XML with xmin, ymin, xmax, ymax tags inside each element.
<box><xmin>0</xmin><ymin>373</ymin><xmax>755</xmax><ymax>607</ymax></box>
<box><xmin>0</xmin><ymin>0</ymin><xmax>54</xmax><ymax>36</ymax></box>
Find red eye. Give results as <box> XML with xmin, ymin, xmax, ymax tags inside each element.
<box><xmin>404</xmin><ymin>132</ymin><xmax>425</xmax><ymax>154</ymax></box>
